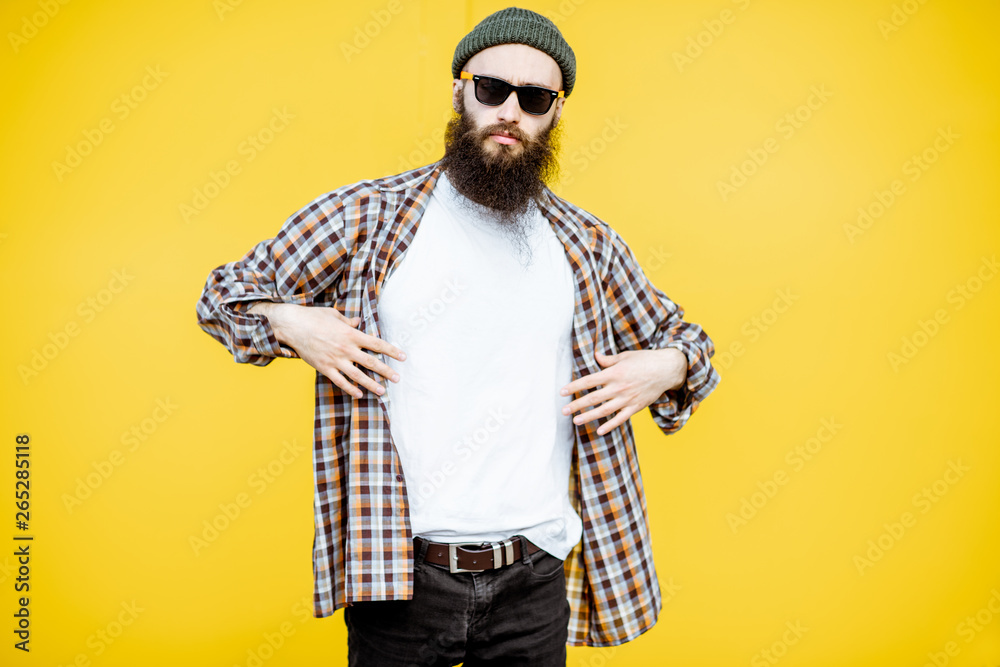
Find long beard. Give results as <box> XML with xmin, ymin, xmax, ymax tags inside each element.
<box><xmin>439</xmin><ymin>96</ymin><xmax>562</xmax><ymax>267</ymax></box>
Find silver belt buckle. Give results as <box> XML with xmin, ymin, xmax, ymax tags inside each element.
<box><xmin>448</xmin><ymin>538</ymin><xmax>517</xmax><ymax>573</ymax></box>
<box><xmin>448</xmin><ymin>543</ymin><xmax>478</xmax><ymax>573</ymax></box>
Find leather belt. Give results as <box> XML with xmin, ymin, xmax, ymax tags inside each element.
<box><xmin>417</xmin><ymin>535</ymin><xmax>541</xmax><ymax>573</ymax></box>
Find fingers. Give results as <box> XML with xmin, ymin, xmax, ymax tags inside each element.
<box><xmin>571</xmin><ymin>397</ymin><xmax>624</xmax><ymax>425</ymax></box>
<box><xmin>329</xmin><ymin>309</ymin><xmax>402</xmax><ymax>359</ymax></box>
<box><xmin>331</xmin><ymin>359</ymin><xmax>388</xmax><ymax>398</ymax></box>
<box><xmin>304</xmin><ymin>309</ymin><xmax>402</xmax><ymax>398</ymax></box>
<box><xmin>595</xmin><ymin>408</ymin><xmax>634</xmax><ymax>436</ymax></box>
<box><xmin>562</xmin><ymin>386</ymin><xmax>613</xmax><ymax>416</ymax></box>
<box><xmin>351</xmin><ymin>330</ymin><xmax>407</xmax><ymax>362</ymax></box>
<box><xmin>331</xmin><ymin>346</ymin><xmax>401</xmax><ymax>397</ymax></box>
<box><xmin>560</xmin><ymin>368</ymin><xmax>608</xmax><ymax>398</ymax></box>
<box><xmin>337</xmin><ymin>326</ymin><xmax>404</xmax><ymax>382</ymax></box>
<box><xmin>346</xmin><ymin>347</ymin><xmax>401</xmax><ymax>384</ymax></box>
<box><xmin>344</xmin><ymin>355</ymin><xmax>392</xmax><ymax>394</ymax></box>
<box><xmin>322</xmin><ymin>367</ymin><xmax>365</xmax><ymax>399</ymax></box>
<box><xmin>331</xmin><ymin>308</ymin><xmax>361</xmax><ymax>326</ymax></box>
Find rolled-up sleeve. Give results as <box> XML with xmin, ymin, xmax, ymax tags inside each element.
<box><xmin>195</xmin><ymin>193</ymin><xmax>352</xmax><ymax>366</ymax></box>
<box><xmin>600</xmin><ymin>226</ymin><xmax>721</xmax><ymax>435</ymax></box>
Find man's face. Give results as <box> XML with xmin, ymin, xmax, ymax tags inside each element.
<box><xmin>439</xmin><ymin>43</ymin><xmax>565</xmax><ymax>264</ymax></box>
<box><xmin>452</xmin><ymin>43</ymin><xmax>565</xmax><ymax>158</ymax></box>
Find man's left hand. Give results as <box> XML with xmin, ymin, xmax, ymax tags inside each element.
<box><xmin>559</xmin><ymin>348</ymin><xmax>688</xmax><ymax>436</ymax></box>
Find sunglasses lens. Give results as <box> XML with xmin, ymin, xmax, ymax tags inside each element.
<box><xmin>476</xmin><ymin>78</ymin><xmax>511</xmax><ymax>106</ymax></box>
<box><xmin>519</xmin><ymin>88</ymin><xmax>552</xmax><ymax>115</ymax></box>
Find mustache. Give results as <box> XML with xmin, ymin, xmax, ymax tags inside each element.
<box><xmin>472</xmin><ymin>122</ymin><xmax>529</xmax><ymax>144</ymax></box>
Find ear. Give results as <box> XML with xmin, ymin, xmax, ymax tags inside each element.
<box><xmin>452</xmin><ymin>79</ymin><xmax>464</xmax><ymax>113</ymax></box>
<box><xmin>553</xmin><ymin>96</ymin><xmax>565</xmax><ymax>125</ymax></box>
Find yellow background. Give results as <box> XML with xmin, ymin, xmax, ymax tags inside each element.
<box><xmin>2</xmin><ymin>0</ymin><xmax>998</xmax><ymax>665</ymax></box>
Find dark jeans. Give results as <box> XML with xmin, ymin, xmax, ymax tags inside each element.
<box><xmin>344</xmin><ymin>535</ymin><xmax>570</xmax><ymax>666</ymax></box>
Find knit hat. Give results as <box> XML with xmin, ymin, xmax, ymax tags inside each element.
<box><xmin>451</xmin><ymin>7</ymin><xmax>576</xmax><ymax>97</ymax></box>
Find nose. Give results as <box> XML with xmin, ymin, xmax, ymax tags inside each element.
<box><xmin>496</xmin><ymin>89</ymin><xmax>522</xmax><ymax>124</ymax></box>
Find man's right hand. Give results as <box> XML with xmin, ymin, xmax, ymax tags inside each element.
<box><xmin>247</xmin><ymin>302</ymin><xmax>405</xmax><ymax>399</ymax></box>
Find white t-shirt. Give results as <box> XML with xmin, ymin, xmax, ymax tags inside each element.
<box><xmin>377</xmin><ymin>171</ymin><xmax>583</xmax><ymax>559</ymax></box>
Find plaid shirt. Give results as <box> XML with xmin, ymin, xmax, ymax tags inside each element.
<box><xmin>195</xmin><ymin>160</ymin><xmax>720</xmax><ymax>647</ymax></box>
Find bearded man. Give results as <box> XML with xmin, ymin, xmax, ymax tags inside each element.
<box><xmin>196</xmin><ymin>7</ymin><xmax>720</xmax><ymax>666</ymax></box>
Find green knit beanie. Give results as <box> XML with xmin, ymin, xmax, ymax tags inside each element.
<box><xmin>451</xmin><ymin>7</ymin><xmax>576</xmax><ymax>97</ymax></box>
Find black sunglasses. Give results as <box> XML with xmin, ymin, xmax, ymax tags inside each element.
<box><xmin>460</xmin><ymin>71</ymin><xmax>564</xmax><ymax>116</ymax></box>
